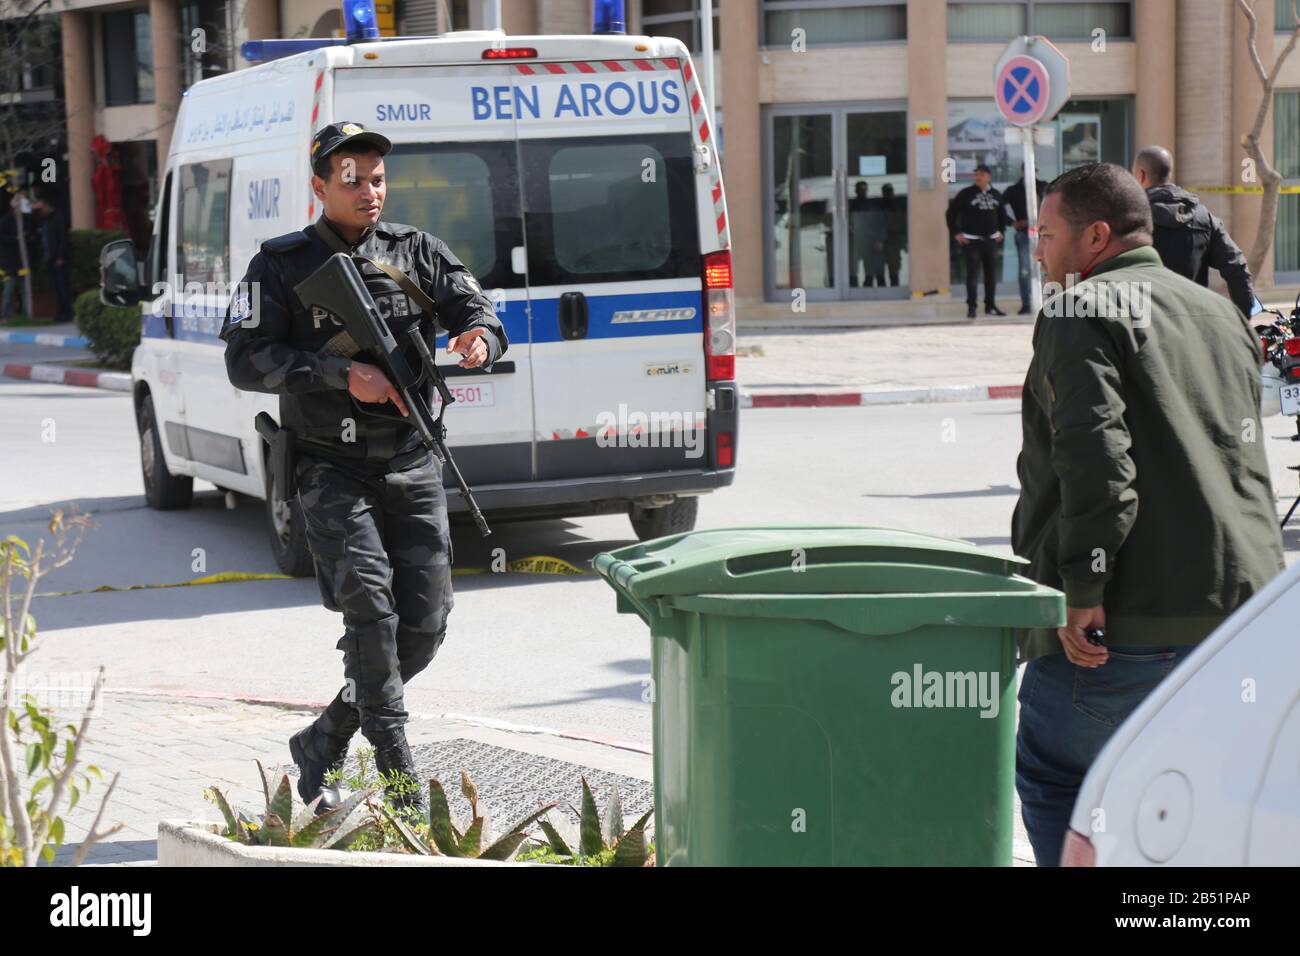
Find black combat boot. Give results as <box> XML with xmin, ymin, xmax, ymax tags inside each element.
<box><xmin>288</xmin><ymin>722</ymin><xmax>351</xmax><ymax>815</ymax></box>
<box><xmin>373</xmin><ymin>728</ymin><xmax>428</xmax><ymax>822</ymax></box>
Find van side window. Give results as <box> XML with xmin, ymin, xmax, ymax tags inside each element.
<box><xmin>521</xmin><ymin>133</ymin><xmax>699</xmax><ymax>285</ymax></box>
<box><xmin>382</xmin><ymin>143</ymin><xmax>523</xmax><ymax>290</ymax></box>
<box><xmin>149</xmin><ymin>170</ymin><xmax>172</xmax><ymax>289</ymax></box>
<box><xmin>178</xmin><ymin>159</ymin><xmax>232</xmax><ymax>288</ymax></box>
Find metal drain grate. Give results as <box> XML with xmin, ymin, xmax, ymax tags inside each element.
<box><xmin>282</xmin><ymin>737</ymin><xmax>654</xmax><ymax>841</ymax></box>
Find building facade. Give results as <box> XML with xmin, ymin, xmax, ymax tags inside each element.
<box><xmin>11</xmin><ymin>0</ymin><xmax>1300</xmax><ymax>316</ymax></box>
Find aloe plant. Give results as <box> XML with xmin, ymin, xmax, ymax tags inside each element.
<box><xmin>525</xmin><ymin>777</ymin><xmax>654</xmax><ymax>867</ymax></box>
<box><xmin>204</xmin><ymin>760</ymin><xmax>379</xmax><ymax>850</ymax></box>
<box><xmin>382</xmin><ymin>769</ymin><xmax>558</xmax><ymax>861</ymax></box>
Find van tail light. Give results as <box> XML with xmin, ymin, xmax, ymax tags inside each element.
<box><xmin>1289</xmin><ymin>365</ymin><xmax>1300</xmax><ymax>381</ymax></box>
<box><xmin>1060</xmin><ymin>829</ymin><xmax>1096</xmax><ymax>867</ymax></box>
<box><xmin>716</xmin><ymin>430</ymin><xmax>734</xmax><ymax>467</ymax></box>
<box><xmin>702</xmin><ymin>250</ymin><xmax>734</xmax><ymax>381</ymax></box>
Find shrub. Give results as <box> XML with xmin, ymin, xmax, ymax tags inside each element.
<box><xmin>74</xmin><ymin>288</ymin><xmax>139</xmax><ymax>370</ymax></box>
<box><xmin>72</xmin><ymin>229</ymin><xmax>130</xmax><ymax>294</ymax></box>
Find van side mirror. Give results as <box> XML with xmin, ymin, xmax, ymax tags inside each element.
<box><xmin>100</xmin><ymin>239</ymin><xmax>146</xmax><ymax>307</ymax></box>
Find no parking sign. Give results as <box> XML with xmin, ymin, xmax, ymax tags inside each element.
<box><xmin>993</xmin><ymin>37</ymin><xmax>1070</xmax><ymax>127</ymax></box>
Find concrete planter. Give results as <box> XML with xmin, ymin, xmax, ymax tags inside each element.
<box><xmin>157</xmin><ymin>820</ymin><xmax>539</xmax><ymax>867</ymax></box>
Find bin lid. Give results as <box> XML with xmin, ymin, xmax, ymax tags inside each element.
<box><xmin>592</xmin><ymin>525</ymin><xmax>1043</xmax><ymax>599</ymax></box>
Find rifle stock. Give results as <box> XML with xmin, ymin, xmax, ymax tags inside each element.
<box><xmin>293</xmin><ymin>253</ymin><xmax>492</xmax><ymax>536</ymax></box>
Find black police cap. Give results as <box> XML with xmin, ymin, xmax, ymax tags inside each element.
<box><xmin>311</xmin><ymin>122</ymin><xmax>392</xmax><ymax>166</ymax></box>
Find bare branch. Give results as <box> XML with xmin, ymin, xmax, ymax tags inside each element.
<box><xmin>1237</xmin><ymin>0</ymin><xmax>1269</xmax><ymax>85</ymax></box>
<box><xmin>30</xmin><ymin>666</ymin><xmax>104</xmax><ymax>848</ymax></box>
<box><xmin>68</xmin><ymin>771</ymin><xmax>125</xmax><ymax>867</ymax></box>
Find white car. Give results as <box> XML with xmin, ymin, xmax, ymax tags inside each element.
<box><xmin>1062</xmin><ymin>559</ymin><xmax>1300</xmax><ymax>866</ymax></box>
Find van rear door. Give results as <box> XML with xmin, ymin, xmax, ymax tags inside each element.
<box><xmin>335</xmin><ymin>64</ymin><xmax>533</xmax><ymax>486</ymax></box>
<box><xmin>511</xmin><ymin>59</ymin><xmax>707</xmax><ymax>480</ymax></box>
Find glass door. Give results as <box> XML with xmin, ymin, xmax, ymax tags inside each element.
<box><xmin>765</xmin><ymin>105</ymin><xmax>909</xmax><ymax>301</ymax></box>
<box><xmin>843</xmin><ymin>109</ymin><xmax>908</xmax><ymax>299</ymax></box>
<box><xmin>769</xmin><ymin>111</ymin><xmax>837</xmax><ymax>301</ymax></box>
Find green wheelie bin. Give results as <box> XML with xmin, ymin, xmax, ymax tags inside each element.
<box><xmin>592</xmin><ymin>526</ymin><xmax>1065</xmax><ymax>866</ymax></box>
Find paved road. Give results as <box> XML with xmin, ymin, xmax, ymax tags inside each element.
<box><xmin>6</xmin><ymin>376</ymin><xmax>1299</xmax><ymax>749</ymax></box>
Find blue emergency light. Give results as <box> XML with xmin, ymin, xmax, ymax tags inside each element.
<box><xmin>593</xmin><ymin>0</ymin><xmax>626</xmax><ymax>35</ymax></box>
<box><xmin>241</xmin><ymin>37</ymin><xmax>347</xmax><ymax>62</ymax></box>
<box><xmin>343</xmin><ymin>0</ymin><xmax>379</xmax><ymax>41</ymax></box>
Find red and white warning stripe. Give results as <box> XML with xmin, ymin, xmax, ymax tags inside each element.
<box><xmin>307</xmin><ymin>68</ymin><xmax>326</xmax><ymax>221</ymax></box>
<box><xmin>679</xmin><ymin>56</ymin><xmax>729</xmax><ymax>249</ymax></box>
<box><xmin>510</xmin><ymin>57</ymin><xmax>729</xmax><ymax>249</ymax></box>
<box><xmin>512</xmin><ymin>58</ymin><xmax>676</xmax><ymax>76</ymax></box>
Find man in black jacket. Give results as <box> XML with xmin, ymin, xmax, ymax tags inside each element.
<box><xmin>947</xmin><ymin>165</ymin><xmax>1007</xmax><ymax>318</ymax></box>
<box><xmin>32</xmin><ymin>197</ymin><xmax>73</xmax><ymax>323</ymax></box>
<box><xmin>0</xmin><ymin>204</ymin><xmax>21</xmax><ymax>321</ymax></box>
<box><xmin>220</xmin><ymin>122</ymin><xmax>508</xmax><ymax>821</ymax></box>
<box><xmin>1002</xmin><ymin>173</ymin><xmax>1047</xmax><ymax>314</ymax></box>
<box><xmin>1132</xmin><ymin>145</ymin><xmax>1255</xmax><ymax>317</ymax></box>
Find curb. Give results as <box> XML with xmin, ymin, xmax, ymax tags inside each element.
<box><xmin>0</xmin><ymin>358</ymin><xmax>1026</xmax><ymax>409</ymax></box>
<box><xmin>741</xmin><ymin>383</ymin><xmax>1023</xmax><ymax>408</ymax></box>
<box><xmin>2</xmin><ymin>360</ymin><xmax>131</xmax><ymax>391</ymax></box>
<box><xmin>0</xmin><ymin>329</ymin><xmax>88</xmax><ymax>349</ymax></box>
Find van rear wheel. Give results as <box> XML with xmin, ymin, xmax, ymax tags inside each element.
<box><xmin>138</xmin><ymin>395</ymin><xmax>193</xmax><ymax>511</ymax></box>
<box><xmin>265</xmin><ymin>468</ymin><xmax>313</xmax><ymax>577</ymax></box>
<box><xmin>629</xmin><ymin>496</ymin><xmax>698</xmax><ymax>541</ymax></box>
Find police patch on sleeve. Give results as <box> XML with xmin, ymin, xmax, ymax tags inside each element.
<box><xmin>230</xmin><ymin>289</ymin><xmax>252</xmax><ymax>321</ymax></box>
<box><xmin>455</xmin><ymin>271</ymin><xmax>483</xmax><ymax>295</ymax></box>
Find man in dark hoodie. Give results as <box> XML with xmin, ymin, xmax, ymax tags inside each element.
<box><xmin>1132</xmin><ymin>145</ymin><xmax>1255</xmax><ymax>317</ymax></box>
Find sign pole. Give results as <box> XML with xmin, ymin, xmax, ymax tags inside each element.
<box><xmin>1024</xmin><ymin>129</ymin><xmax>1042</xmax><ymax>314</ymax></box>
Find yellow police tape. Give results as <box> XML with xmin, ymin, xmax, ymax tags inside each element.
<box><xmin>34</xmin><ymin>556</ymin><xmax>589</xmax><ymax>597</ymax></box>
<box><xmin>1185</xmin><ymin>184</ymin><xmax>1300</xmax><ymax>194</ymax></box>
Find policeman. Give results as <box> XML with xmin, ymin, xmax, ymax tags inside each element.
<box><xmin>219</xmin><ymin>121</ymin><xmax>508</xmax><ymax>818</ymax></box>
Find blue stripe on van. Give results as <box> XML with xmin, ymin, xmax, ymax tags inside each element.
<box><xmin>141</xmin><ymin>289</ymin><xmax>703</xmax><ymax>345</ymax></box>
<box><xmin>528</xmin><ymin>290</ymin><xmax>702</xmax><ymax>344</ymax></box>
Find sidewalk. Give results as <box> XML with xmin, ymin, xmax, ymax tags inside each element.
<box><xmin>737</xmin><ymin>321</ymin><xmax>1034</xmax><ymax>407</ymax></box>
<box><xmin>38</xmin><ymin>690</ymin><xmax>655</xmax><ymax>866</ymax></box>
<box><xmin>33</xmin><ymin>687</ymin><xmax>1036</xmax><ymax>866</ymax></box>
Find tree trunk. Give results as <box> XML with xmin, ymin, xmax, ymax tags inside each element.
<box><xmin>14</xmin><ymin>201</ymin><xmax>35</xmax><ymax>319</ymax></box>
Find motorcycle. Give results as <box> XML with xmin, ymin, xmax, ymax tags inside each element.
<box><xmin>1251</xmin><ymin>294</ymin><xmax>1300</xmax><ymax>527</ymax></box>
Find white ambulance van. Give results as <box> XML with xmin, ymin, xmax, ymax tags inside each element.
<box><xmin>100</xmin><ymin>28</ymin><xmax>738</xmax><ymax>575</ymax></box>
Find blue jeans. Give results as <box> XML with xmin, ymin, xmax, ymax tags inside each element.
<box><xmin>1015</xmin><ymin>229</ymin><xmax>1032</xmax><ymax>308</ymax></box>
<box><xmin>1015</xmin><ymin>644</ymin><xmax>1196</xmax><ymax>866</ymax></box>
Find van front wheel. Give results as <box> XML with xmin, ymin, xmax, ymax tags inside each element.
<box><xmin>138</xmin><ymin>396</ymin><xmax>193</xmax><ymax>510</ymax></box>
<box><xmin>629</xmin><ymin>496</ymin><xmax>698</xmax><ymax>541</ymax></box>
<box><xmin>265</xmin><ymin>468</ymin><xmax>313</xmax><ymax>577</ymax></box>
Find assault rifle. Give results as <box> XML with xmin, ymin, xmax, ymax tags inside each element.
<box><xmin>294</xmin><ymin>252</ymin><xmax>491</xmax><ymax>536</ymax></box>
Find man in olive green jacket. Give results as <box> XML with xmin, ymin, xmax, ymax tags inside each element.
<box><xmin>1011</xmin><ymin>163</ymin><xmax>1284</xmax><ymax>866</ymax></box>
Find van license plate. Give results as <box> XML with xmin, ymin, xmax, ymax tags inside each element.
<box><xmin>1282</xmin><ymin>383</ymin><xmax>1300</xmax><ymax>416</ymax></box>
<box><xmin>433</xmin><ymin>382</ymin><xmax>494</xmax><ymax>409</ymax></box>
